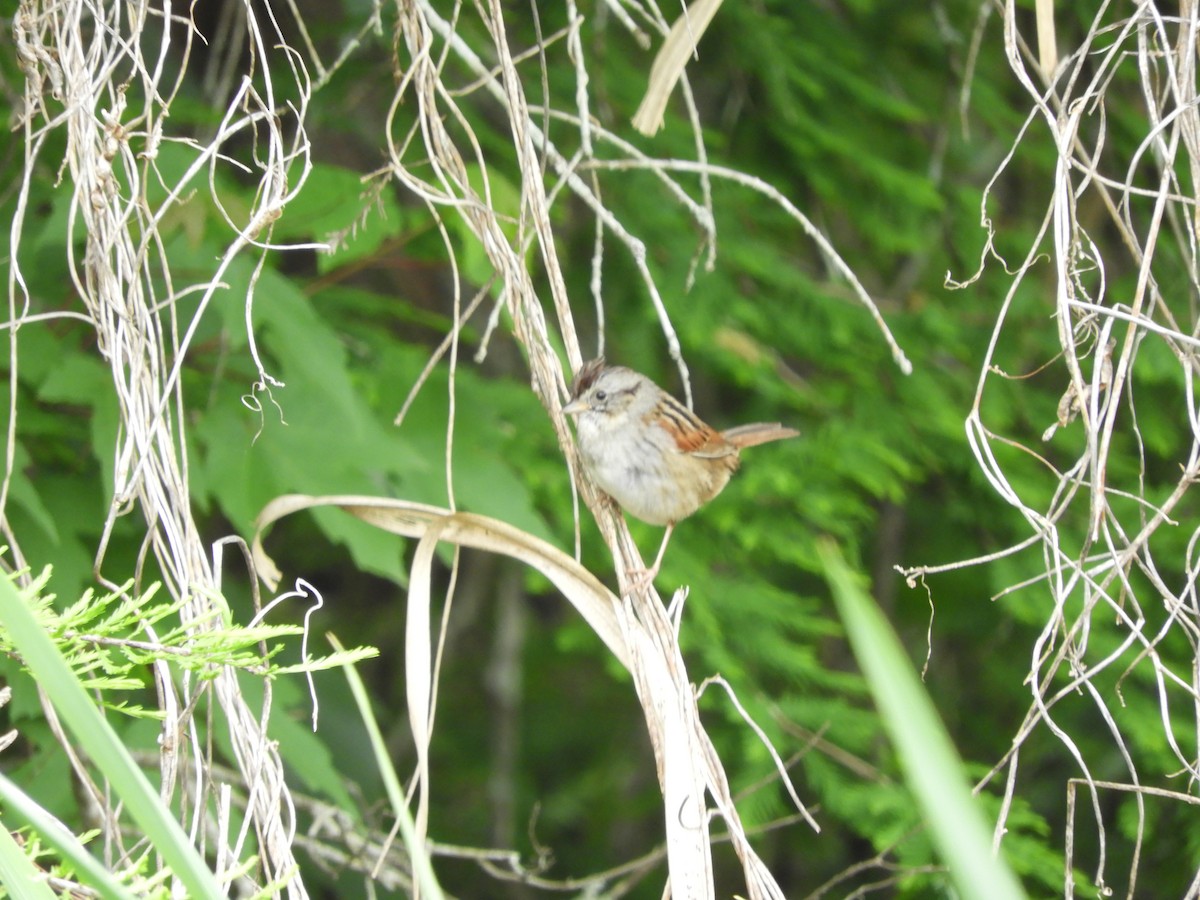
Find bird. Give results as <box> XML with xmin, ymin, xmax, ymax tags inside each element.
<box><xmin>563</xmin><ymin>358</ymin><xmax>798</xmax><ymax>586</ymax></box>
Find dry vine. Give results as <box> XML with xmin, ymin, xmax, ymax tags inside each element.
<box><xmin>12</xmin><ymin>0</ymin><xmax>316</xmax><ymax>894</ymax></box>
<box><xmin>904</xmin><ymin>2</ymin><xmax>1200</xmax><ymax>896</ymax></box>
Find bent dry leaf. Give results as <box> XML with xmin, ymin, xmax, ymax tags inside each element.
<box><xmin>252</xmin><ymin>494</ymin><xmax>799</xmax><ymax>899</ymax></box>
<box><xmin>252</xmin><ymin>494</ymin><xmax>630</xmax><ymax>666</ymax></box>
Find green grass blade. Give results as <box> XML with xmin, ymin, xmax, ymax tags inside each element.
<box><xmin>0</xmin><ymin>772</ymin><xmax>133</xmax><ymax>900</ymax></box>
<box><xmin>0</xmin><ymin>572</ymin><xmax>224</xmax><ymax>898</ymax></box>
<box><xmin>329</xmin><ymin>632</ymin><xmax>444</xmax><ymax>898</ymax></box>
<box><xmin>818</xmin><ymin>538</ymin><xmax>1026</xmax><ymax>900</ymax></box>
<box><xmin>0</xmin><ymin>817</ymin><xmax>58</xmax><ymax>900</ymax></box>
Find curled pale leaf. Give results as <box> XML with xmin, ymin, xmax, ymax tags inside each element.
<box><xmin>632</xmin><ymin>0</ymin><xmax>726</xmax><ymax>136</ymax></box>
<box><xmin>252</xmin><ymin>494</ymin><xmax>630</xmax><ymax>667</ymax></box>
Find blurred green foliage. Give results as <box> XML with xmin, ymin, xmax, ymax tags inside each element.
<box><xmin>1</xmin><ymin>0</ymin><xmax>1196</xmax><ymax>896</ymax></box>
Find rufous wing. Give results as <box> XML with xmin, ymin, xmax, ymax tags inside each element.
<box><xmin>653</xmin><ymin>394</ymin><xmax>738</xmax><ymax>459</ymax></box>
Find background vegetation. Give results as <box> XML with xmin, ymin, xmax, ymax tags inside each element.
<box><xmin>2</xmin><ymin>0</ymin><xmax>1198</xmax><ymax>896</ymax></box>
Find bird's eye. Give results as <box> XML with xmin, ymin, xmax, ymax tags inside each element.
<box><xmin>594</xmin><ymin>390</ymin><xmax>607</xmax><ymax>402</ymax></box>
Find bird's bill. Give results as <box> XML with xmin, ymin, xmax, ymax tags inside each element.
<box><xmin>562</xmin><ymin>397</ymin><xmax>590</xmax><ymax>415</ymax></box>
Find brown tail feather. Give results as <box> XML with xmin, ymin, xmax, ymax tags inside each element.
<box><xmin>721</xmin><ymin>423</ymin><xmax>800</xmax><ymax>449</ymax></box>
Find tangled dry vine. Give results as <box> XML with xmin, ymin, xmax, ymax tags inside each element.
<box><xmin>902</xmin><ymin>4</ymin><xmax>1200</xmax><ymax>895</ymax></box>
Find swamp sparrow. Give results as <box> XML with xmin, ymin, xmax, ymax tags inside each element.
<box><xmin>563</xmin><ymin>358</ymin><xmax>798</xmax><ymax>584</ymax></box>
